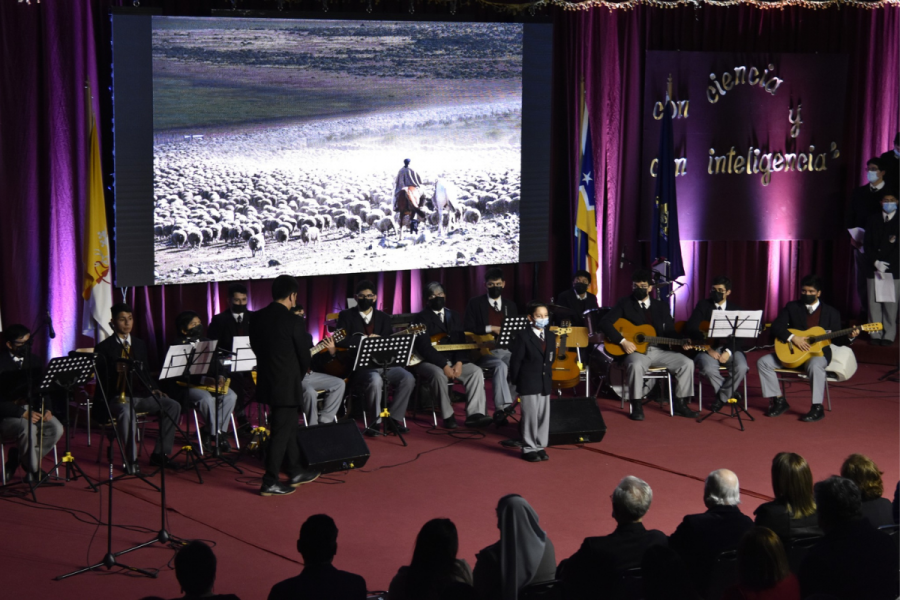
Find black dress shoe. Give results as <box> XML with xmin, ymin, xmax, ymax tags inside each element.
<box><xmin>673</xmin><ymin>398</ymin><xmax>700</xmax><ymax>418</ymax></box>
<box><xmin>629</xmin><ymin>401</ymin><xmax>645</xmax><ymax>421</ymax></box>
<box><xmin>538</xmin><ymin>450</ymin><xmax>549</xmax><ymax>461</ymax></box>
<box><xmin>522</xmin><ymin>451</ymin><xmax>542</xmax><ymax>462</ymax></box>
<box><xmin>493</xmin><ymin>411</ymin><xmax>509</xmax><ymax>427</ymax></box>
<box><xmin>465</xmin><ymin>413</ymin><xmax>493</xmax><ymax>428</ymax></box>
<box><xmin>765</xmin><ymin>397</ymin><xmax>790</xmax><ymax>417</ymax></box>
<box><xmin>799</xmin><ymin>404</ymin><xmax>825</xmax><ymax>422</ymax></box>
<box><xmin>215</xmin><ymin>438</ymin><xmax>232</xmax><ymax>453</ymax></box>
<box><xmin>289</xmin><ymin>470</ymin><xmax>321</xmax><ymax>487</ymax></box>
<box><xmin>442</xmin><ymin>416</ymin><xmax>459</xmax><ymax>430</ymax></box>
<box><xmin>390</xmin><ymin>418</ymin><xmax>409</xmax><ymax>433</ymax></box>
<box><xmin>149</xmin><ymin>453</ymin><xmax>171</xmax><ymax>468</ymax></box>
<box><xmin>260</xmin><ymin>481</ymin><xmax>296</xmax><ymax>496</ymax></box>
<box><xmin>709</xmin><ymin>399</ymin><xmax>726</xmax><ymax>413</ymax></box>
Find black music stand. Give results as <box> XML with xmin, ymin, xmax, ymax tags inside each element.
<box><xmin>697</xmin><ymin>310</ymin><xmax>762</xmax><ymax>431</ymax></box>
<box><xmin>497</xmin><ymin>316</ymin><xmax>530</xmax><ymax>349</ymax></box>
<box><xmin>35</xmin><ymin>356</ymin><xmax>98</xmax><ymax>491</ymax></box>
<box><xmin>354</xmin><ymin>335</ymin><xmax>417</xmax><ymax>446</ymax></box>
<box><xmin>231</xmin><ymin>337</ymin><xmax>267</xmax><ymax>458</ymax></box>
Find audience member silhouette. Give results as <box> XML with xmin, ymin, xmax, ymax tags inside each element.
<box><xmin>722</xmin><ymin>526</ymin><xmax>800</xmax><ymax>600</ymax></box>
<box><xmin>840</xmin><ymin>453</ymin><xmax>894</xmax><ymax>528</ymax></box>
<box><xmin>267</xmin><ymin>514</ymin><xmax>367</xmax><ymax>600</ymax></box>
<box><xmin>173</xmin><ymin>541</ymin><xmax>240</xmax><ymax>600</ymax></box>
<box><xmin>798</xmin><ymin>476</ymin><xmax>899</xmax><ymax>600</ymax></box>
<box><xmin>640</xmin><ymin>545</ymin><xmax>700</xmax><ymax>600</ymax></box>
<box><xmin>473</xmin><ymin>494</ymin><xmax>557</xmax><ymax>600</ymax></box>
<box><xmin>753</xmin><ymin>453</ymin><xmax>822</xmax><ymax>544</ymax></box>
<box><xmin>389</xmin><ymin>518</ymin><xmax>475</xmax><ymax>600</ymax></box>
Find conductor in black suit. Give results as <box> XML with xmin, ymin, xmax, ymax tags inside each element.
<box><xmin>249</xmin><ymin>275</ymin><xmax>319</xmax><ymax>497</ymax></box>
<box><xmin>685</xmin><ymin>275</ymin><xmax>750</xmax><ymax>413</ymax></box>
<box><xmin>207</xmin><ymin>283</ymin><xmax>253</xmax><ymax>415</ymax></box>
<box><xmin>94</xmin><ymin>303</ymin><xmax>181</xmax><ymax>473</ymax></box>
<box><xmin>864</xmin><ymin>192</ymin><xmax>900</xmax><ymax>345</ymax></box>
<box><xmin>553</xmin><ymin>269</ymin><xmax>600</xmax><ymax>327</ymax></box>
<box><xmin>599</xmin><ymin>269</ymin><xmax>698</xmax><ymax>421</ymax></box>
<box><xmin>463</xmin><ymin>267</ymin><xmax>519</xmax><ymax>421</ymax></box>
<box><xmin>756</xmin><ymin>274</ymin><xmax>859</xmax><ymax>422</ymax></box>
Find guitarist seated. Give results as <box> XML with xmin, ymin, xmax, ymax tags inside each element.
<box><xmin>685</xmin><ymin>275</ymin><xmax>750</xmax><ymax>413</ymax></box>
<box><xmin>599</xmin><ymin>269</ymin><xmax>699</xmax><ymax>421</ymax></box>
<box><xmin>756</xmin><ymin>274</ymin><xmax>859</xmax><ymax>422</ymax></box>
<box><xmin>411</xmin><ymin>281</ymin><xmax>492</xmax><ymax>430</ymax></box>
<box><xmin>336</xmin><ymin>280</ymin><xmax>414</xmax><ymax>436</ymax></box>
<box><xmin>290</xmin><ymin>305</ymin><xmax>344</xmax><ymax>427</ymax></box>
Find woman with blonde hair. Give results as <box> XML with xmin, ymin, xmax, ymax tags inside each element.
<box><xmin>723</xmin><ymin>526</ymin><xmax>800</xmax><ymax>600</ymax></box>
<box><xmin>754</xmin><ymin>452</ymin><xmax>822</xmax><ymax>543</ymax></box>
<box><xmin>841</xmin><ymin>453</ymin><xmax>894</xmax><ymax>527</ymax></box>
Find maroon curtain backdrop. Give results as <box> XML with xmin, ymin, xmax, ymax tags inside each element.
<box><xmin>0</xmin><ymin>1</ymin><xmax>897</xmax><ymax>364</ymax></box>
<box><xmin>558</xmin><ymin>5</ymin><xmax>900</xmax><ymax>319</ymax></box>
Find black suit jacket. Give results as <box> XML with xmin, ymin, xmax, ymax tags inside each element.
<box><xmin>669</xmin><ymin>505</ymin><xmax>754</xmax><ymax>592</ymax></box>
<box><xmin>509</xmin><ymin>327</ymin><xmax>555</xmax><ymax>396</ymax></box>
<box><xmin>685</xmin><ymin>299</ymin><xmax>750</xmax><ymax>352</ymax></box>
<box><xmin>0</xmin><ymin>351</ymin><xmax>41</xmax><ymax>418</ymax></box>
<box><xmin>753</xmin><ymin>501</ymin><xmax>822</xmax><ymax>543</ymax></box>
<box><xmin>463</xmin><ymin>294</ymin><xmax>518</xmax><ymax>333</ymax></box>
<box><xmin>413</xmin><ymin>308</ymin><xmax>469</xmax><ymax>366</ymax></box>
<box><xmin>267</xmin><ymin>563</ymin><xmax>367</xmax><ymax>600</ymax></box>
<box><xmin>94</xmin><ymin>335</ymin><xmax>160</xmax><ymax>401</ymax></box>
<box><xmin>207</xmin><ymin>310</ymin><xmax>251</xmax><ymax>357</ymax></box>
<box><xmin>599</xmin><ymin>295</ymin><xmax>680</xmax><ymax>344</ymax></box>
<box><xmin>799</xmin><ymin>518</ymin><xmax>899</xmax><ymax>600</ymax></box>
<box><xmin>554</xmin><ymin>288</ymin><xmax>599</xmax><ymax>327</ymax></box>
<box><xmin>879</xmin><ymin>149</ymin><xmax>899</xmax><ymax>191</ymax></box>
<box><xmin>561</xmin><ymin>522</ymin><xmax>668</xmax><ymax>600</ymax></box>
<box><xmin>847</xmin><ymin>183</ymin><xmax>890</xmax><ymax>230</ymax></box>
<box><xmin>771</xmin><ymin>300</ymin><xmax>848</xmax><ymax>365</ymax></box>
<box><xmin>249</xmin><ymin>303</ymin><xmax>311</xmax><ymax>408</ymax></box>
<box><xmin>864</xmin><ymin>212</ymin><xmax>900</xmax><ymax>277</ymax></box>
<box><xmin>335</xmin><ymin>308</ymin><xmax>394</xmax><ymax>348</ymax></box>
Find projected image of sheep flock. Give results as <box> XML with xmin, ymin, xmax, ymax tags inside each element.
<box><xmin>152</xmin><ymin>19</ymin><xmax>523</xmax><ymax>284</ymax></box>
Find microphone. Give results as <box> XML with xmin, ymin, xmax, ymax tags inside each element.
<box><xmin>46</xmin><ymin>311</ymin><xmax>56</xmax><ymax>339</ymax></box>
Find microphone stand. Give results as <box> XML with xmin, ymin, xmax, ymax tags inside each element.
<box><xmin>110</xmin><ymin>356</ymin><xmax>160</xmax><ymax>492</ymax></box>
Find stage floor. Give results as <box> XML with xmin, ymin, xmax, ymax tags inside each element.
<box><xmin>2</xmin><ymin>355</ymin><xmax>897</xmax><ymax>600</ymax></box>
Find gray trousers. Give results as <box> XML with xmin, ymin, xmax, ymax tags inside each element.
<box><xmin>184</xmin><ymin>387</ymin><xmax>237</xmax><ymax>433</ymax></box>
<box><xmin>520</xmin><ymin>394</ymin><xmax>550</xmax><ymax>453</ymax></box>
<box><xmin>415</xmin><ymin>362</ymin><xmax>486</xmax><ymax>419</ymax></box>
<box><xmin>694</xmin><ymin>351</ymin><xmax>748</xmax><ymax>402</ymax></box>
<box><xmin>477</xmin><ymin>349</ymin><xmax>516</xmax><ymax>411</ymax></box>
<box><xmin>352</xmin><ymin>366</ymin><xmax>414</xmax><ymax>422</ymax></box>
<box><xmin>301</xmin><ymin>372</ymin><xmax>345</xmax><ymax>426</ymax></box>
<box><xmin>757</xmin><ymin>353</ymin><xmax>828</xmax><ymax>405</ymax></box>
<box><xmin>111</xmin><ymin>395</ymin><xmax>182</xmax><ymax>461</ymax></box>
<box><xmin>1</xmin><ymin>414</ymin><xmax>64</xmax><ymax>472</ymax></box>
<box><xmin>867</xmin><ymin>277</ymin><xmax>900</xmax><ymax>342</ymax></box>
<box><xmin>621</xmin><ymin>346</ymin><xmax>694</xmax><ymax>400</ymax></box>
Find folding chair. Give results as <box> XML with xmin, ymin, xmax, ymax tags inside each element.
<box><xmin>774</xmin><ymin>368</ymin><xmax>835</xmax><ymax>411</ymax></box>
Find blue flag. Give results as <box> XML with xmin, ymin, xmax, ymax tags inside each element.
<box><xmin>574</xmin><ymin>106</ymin><xmax>599</xmax><ymax>295</ymax></box>
<box><xmin>651</xmin><ymin>99</ymin><xmax>685</xmax><ymax>279</ymax></box>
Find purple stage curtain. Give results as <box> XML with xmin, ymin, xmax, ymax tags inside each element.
<box><xmin>558</xmin><ymin>5</ymin><xmax>900</xmax><ymax>319</ymax></box>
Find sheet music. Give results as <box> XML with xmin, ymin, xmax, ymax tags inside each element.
<box><xmin>707</xmin><ymin>310</ymin><xmax>763</xmax><ymax>339</ymax></box>
<box><xmin>232</xmin><ymin>335</ymin><xmax>257</xmax><ymax>373</ymax></box>
<box><xmin>159</xmin><ymin>343</ymin><xmax>194</xmax><ymax>380</ymax></box>
<box><xmin>875</xmin><ymin>272</ymin><xmax>896</xmax><ymax>303</ymax></box>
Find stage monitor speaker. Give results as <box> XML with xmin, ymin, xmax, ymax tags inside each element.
<box><xmin>548</xmin><ymin>397</ymin><xmax>607</xmax><ymax>445</ymax></box>
<box><xmin>297</xmin><ymin>421</ymin><xmax>370</xmax><ymax>474</ymax></box>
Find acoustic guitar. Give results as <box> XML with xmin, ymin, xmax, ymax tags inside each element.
<box><xmin>407</xmin><ymin>331</ymin><xmax>495</xmax><ymax>367</ymax></box>
<box><xmin>324</xmin><ymin>323</ymin><xmax>427</xmax><ymax>377</ymax></box>
<box><xmin>551</xmin><ymin>321</ymin><xmax>581</xmax><ymax>389</ymax></box>
<box><xmin>604</xmin><ymin>318</ymin><xmax>710</xmax><ymax>357</ymax></box>
<box><xmin>177</xmin><ymin>377</ymin><xmax>231</xmax><ymax>394</ymax></box>
<box><xmin>311</xmin><ymin>329</ymin><xmax>348</xmax><ymax>357</ymax></box>
<box><xmin>774</xmin><ymin>322</ymin><xmax>882</xmax><ymax>369</ymax></box>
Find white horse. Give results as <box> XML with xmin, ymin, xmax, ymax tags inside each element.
<box><xmin>432</xmin><ymin>178</ymin><xmax>461</xmax><ymax>237</ymax></box>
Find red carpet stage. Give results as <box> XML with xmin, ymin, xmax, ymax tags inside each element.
<box><xmin>2</xmin><ymin>356</ymin><xmax>897</xmax><ymax>600</ymax></box>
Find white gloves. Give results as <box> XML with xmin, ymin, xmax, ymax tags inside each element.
<box><xmin>875</xmin><ymin>260</ymin><xmax>890</xmax><ymax>273</ymax></box>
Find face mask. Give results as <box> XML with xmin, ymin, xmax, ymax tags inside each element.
<box><xmin>232</xmin><ymin>304</ymin><xmax>247</xmax><ymax>314</ymax></box>
<box><xmin>867</xmin><ymin>171</ymin><xmax>880</xmax><ymax>184</ymax></box>
<box><xmin>710</xmin><ymin>290</ymin><xmax>725</xmax><ymax>303</ymax></box>
<box><xmin>487</xmin><ymin>287</ymin><xmax>503</xmax><ymax>299</ymax></box>
<box><xmin>428</xmin><ymin>297</ymin><xmax>446</xmax><ymax>311</ymax></box>
<box><xmin>801</xmin><ymin>294</ymin><xmax>818</xmax><ymax>305</ymax></box>
<box><xmin>357</xmin><ymin>298</ymin><xmax>375</xmax><ymax>311</ymax></box>
<box><xmin>574</xmin><ymin>282</ymin><xmax>589</xmax><ymax>295</ymax></box>
<box><xmin>633</xmin><ymin>288</ymin><xmax>649</xmax><ymax>301</ymax></box>
<box><xmin>895</xmin><ymin>148</ymin><xmax>900</xmax><ymax>158</ymax></box>
<box><xmin>883</xmin><ymin>202</ymin><xmax>898</xmax><ymax>214</ymax></box>
<box><xmin>187</xmin><ymin>325</ymin><xmax>203</xmax><ymax>339</ymax></box>
<box><xmin>11</xmin><ymin>344</ymin><xmax>27</xmax><ymax>358</ymax></box>
<box><xmin>534</xmin><ymin>317</ymin><xmax>549</xmax><ymax>328</ymax></box>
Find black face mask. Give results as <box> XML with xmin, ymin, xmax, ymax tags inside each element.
<box><xmin>357</xmin><ymin>298</ymin><xmax>375</xmax><ymax>311</ymax></box>
<box><xmin>574</xmin><ymin>282</ymin><xmax>589</xmax><ymax>295</ymax></box>
<box><xmin>801</xmin><ymin>294</ymin><xmax>818</xmax><ymax>305</ymax></box>
<box><xmin>633</xmin><ymin>288</ymin><xmax>649</xmax><ymax>301</ymax></box>
<box><xmin>487</xmin><ymin>287</ymin><xmax>503</xmax><ymax>299</ymax></box>
<box><xmin>11</xmin><ymin>344</ymin><xmax>27</xmax><ymax>358</ymax></box>
<box><xmin>710</xmin><ymin>290</ymin><xmax>725</xmax><ymax>303</ymax></box>
<box><xmin>186</xmin><ymin>325</ymin><xmax>203</xmax><ymax>339</ymax></box>
<box><xmin>428</xmin><ymin>297</ymin><xmax>446</xmax><ymax>311</ymax></box>
<box><xmin>232</xmin><ymin>304</ymin><xmax>247</xmax><ymax>314</ymax></box>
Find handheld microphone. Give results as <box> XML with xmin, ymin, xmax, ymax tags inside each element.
<box><xmin>46</xmin><ymin>311</ymin><xmax>56</xmax><ymax>339</ymax></box>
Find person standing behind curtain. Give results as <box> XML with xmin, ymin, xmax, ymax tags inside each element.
<box><xmin>864</xmin><ymin>192</ymin><xmax>900</xmax><ymax>345</ymax></box>
<box><xmin>846</xmin><ymin>158</ymin><xmax>889</xmax><ymax>318</ymax></box>
<box><xmin>389</xmin><ymin>518</ymin><xmax>474</xmax><ymax>600</ymax></box>
<box><xmin>473</xmin><ymin>494</ymin><xmax>556</xmax><ymax>600</ymax></box>
<box><xmin>250</xmin><ymin>275</ymin><xmax>319</xmax><ymax>497</ymax></box>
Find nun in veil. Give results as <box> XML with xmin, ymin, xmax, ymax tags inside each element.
<box><xmin>473</xmin><ymin>494</ymin><xmax>557</xmax><ymax>600</ymax></box>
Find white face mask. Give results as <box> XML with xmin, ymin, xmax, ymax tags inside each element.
<box><xmin>867</xmin><ymin>171</ymin><xmax>880</xmax><ymax>183</ymax></box>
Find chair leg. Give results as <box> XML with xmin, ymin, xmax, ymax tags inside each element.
<box><xmin>825</xmin><ymin>379</ymin><xmax>832</xmax><ymax>411</ymax></box>
<box><xmin>86</xmin><ymin>400</ymin><xmax>92</xmax><ymax>447</ymax></box>
<box><xmin>698</xmin><ymin>376</ymin><xmax>703</xmax><ymax>411</ymax></box>
<box><xmin>193</xmin><ymin>410</ymin><xmax>204</xmax><ymax>456</ymax></box>
<box><xmin>743</xmin><ymin>377</ymin><xmax>748</xmax><ymax>411</ymax></box>
<box><xmin>2</xmin><ymin>443</ymin><xmax>6</xmax><ymax>486</ymax></box>
<box><xmin>52</xmin><ymin>444</ymin><xmax>59</xmax><ymax>478</ymax></box>
<box><xmin>230</xmin><ymin>414</ymin><xmax>240</xmax><ymax>449</ymax></box>
<box><xmin>667</xmin><ymin>373</ymin><xmax>674</xmax><ymax>417</ymax></box>
<box><xmin>302</xmin><ymin>413</ymin><xmax>308</xmax><ymax>427</ymax></box>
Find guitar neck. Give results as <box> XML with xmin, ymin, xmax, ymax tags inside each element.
<box><xmin>808</xmin><ymin>327</ymin><xmax>855</xmax><ymax>344</ymax></box>
<box><xmin>644</xmin><ymin>336</ymin><xmax>687</xmax><ymax>347</ymax></box>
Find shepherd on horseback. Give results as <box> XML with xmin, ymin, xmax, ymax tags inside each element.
<box><xmin>393</xmin><ymin>158</ymin><xmax>427</xmax><ymax>235</ymax></box>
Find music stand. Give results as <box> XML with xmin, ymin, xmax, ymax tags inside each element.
<box><xmin>35</xmin><ymin>356</ymin><xmax>99</xmax><ymax>491</ymax></box>
<box><xmin>497</xmin><ymin>316</ymin><xmax>530</xmax><ymax>349</ymax></box>
<box><xmin>354</xmin><ymin>335</ymin><xmax>417</xmax><ymax>446</ymax></box>
<box><xmin>231</xmin><ymin>336</ymin><xmax>267</xmax><ymax>457</ymax></box>
<box><xmin>158</xmin><ymin>344</ymin><xmax>212</xmax><ymax>482</ymax></box>
<box><xmin>698</xmin><ymin>310</ymin><xmax>762</xmax><ymax>431</ymax></box>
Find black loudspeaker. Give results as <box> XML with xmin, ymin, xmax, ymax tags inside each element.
<box><xmin>548</xmin><ymin>397</ymin><xmax>607</xmax><ymax>445</ymax></box>
<box><xmin>296</xmin><ymin>421</ymin><xmax>370</xmax><ymax>474</ymax></box>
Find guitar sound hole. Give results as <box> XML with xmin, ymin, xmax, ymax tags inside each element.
<box><xmin>635</xmin><ymin>334</ymin><xmax>645</xmax><ymax>344</ymax></box>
